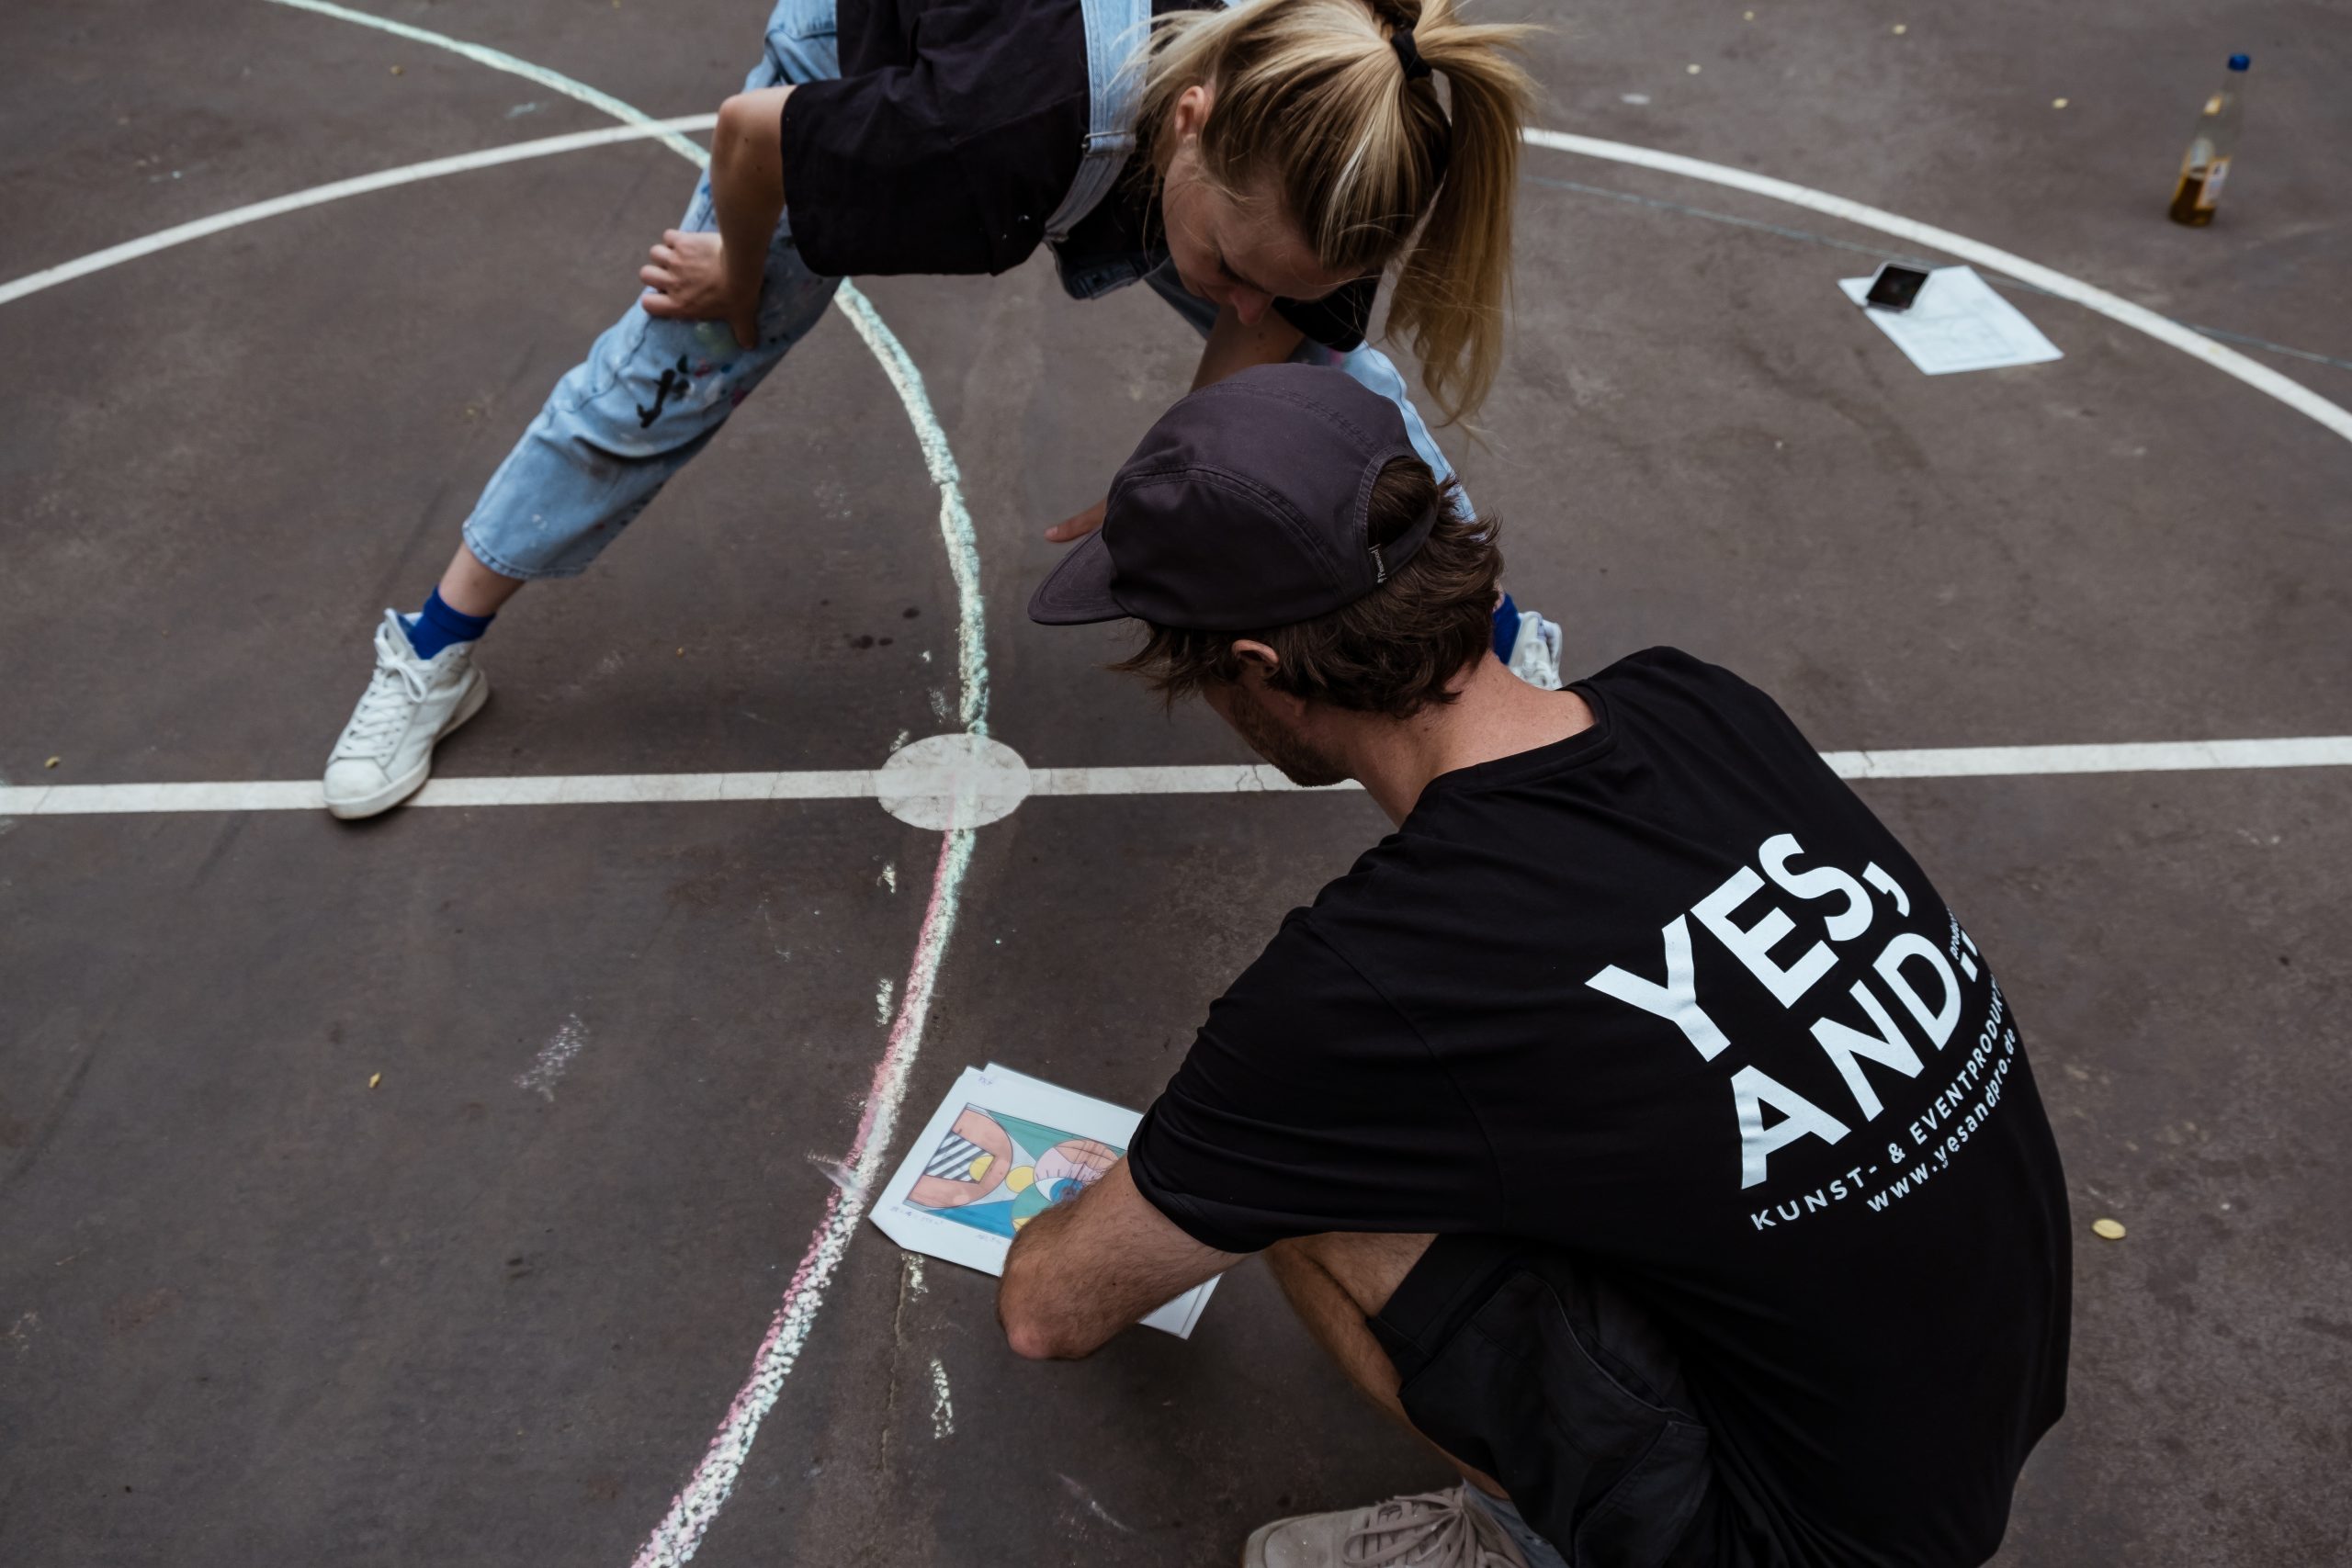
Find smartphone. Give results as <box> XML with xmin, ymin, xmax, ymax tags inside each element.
<box><xmin>1864</xmin><ymin>263</ymin><xmax>1933</xmax><ymax>311</ymax></box>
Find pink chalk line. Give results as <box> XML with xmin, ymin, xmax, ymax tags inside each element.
<box><xmin>629</xmin><ymin>827</ymin><xmax>978</xmax><ymax>1568</ymax></box>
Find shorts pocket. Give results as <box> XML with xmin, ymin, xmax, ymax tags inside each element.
<box><xmin>552</xmin><ymin>303</ymin><xmax>652</xmax><ymax>413</ymax></box>
<box><xmin>1395</xmin><ymin>1269</ymin><xmax>1713</xmax><ymax>1568</ymax></box>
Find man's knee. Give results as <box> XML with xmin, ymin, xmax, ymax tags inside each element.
<box><xmin>1263</xmin><ymin>1236</ymin><xmax>1321</xmax><ymax>1298</ymax></box>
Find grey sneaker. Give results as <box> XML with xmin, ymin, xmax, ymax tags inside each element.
<box><xmin>322</xmin><ymin>610</ymin><xmax>489</xmax><ymax>819</ymax></box>
<box><xmin>1245</xmin><ymin>1485</ymin><xmax>1529</xmax><ymax>1568</ymax></box>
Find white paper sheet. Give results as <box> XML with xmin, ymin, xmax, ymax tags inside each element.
<box><xmin>1839</xmin><ymin>265</ymin><xmax>2063</xmax><ymax>376</ymax></box>
<box><xmin>869</xmin><ymin>1064</ymin><xmax>1221</xmax><ymax>1338</ymax></box>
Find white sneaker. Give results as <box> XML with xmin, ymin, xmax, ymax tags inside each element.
<box><xmin>1245</xmin><ymin>1485</ymin><xmax>1529</xmax><ymax>1568</ymax></box>
<box><xmin>322</xmin><ymin>610</ymin><xmax>489</xmax><ymax>819</ymax></box>
<box><xmin>1505</xmin><ymin>610</ymin><xmax>1564</xmax><ymax>692</ymax></box>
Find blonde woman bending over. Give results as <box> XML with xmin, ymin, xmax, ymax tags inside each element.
<box><xmin>322</xmin><ymin>0</ymin><xmax>1550</xmax><ymax>819</ymax></box>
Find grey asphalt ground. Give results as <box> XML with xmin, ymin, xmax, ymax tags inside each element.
<box><xmin>4</xmin><ymin>1</ymin><xmax>2347</xmax><ymax>1564</ymax></box>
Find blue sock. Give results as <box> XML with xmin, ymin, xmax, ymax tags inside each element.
<box><xmin>1491</xmin><ymin>592</ymin><xmax>1521</xmax><ymax>660</ymax></box>
<box><xmin>401</xmin><ymin>587</ymin><xmax>494</xmax><ymax>660</ymax></box>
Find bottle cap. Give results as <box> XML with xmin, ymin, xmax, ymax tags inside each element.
<box><xmin>2228</xmin><ymin>53</ymin><xmax>2251</xmax><ymax>71</ymax></box>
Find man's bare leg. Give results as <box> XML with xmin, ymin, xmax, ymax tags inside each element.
<box><xmin>1264</xmin><ymin>1232</ymin><xmax>1508</xmax><ymax>1499</ymax></box>
<box><xmin>435</xmin><ymin>542</ymin><xmax>526</xmax><ymax>619</ymax></box>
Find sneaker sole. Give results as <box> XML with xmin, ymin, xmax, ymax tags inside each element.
<box><xmin>325</xmin><ymin>671</ymin><xmax>490</xmax><ymax>820</ymax></box>
<box><xmin>1240</xmin><ymin>1517</ymin><xmax>1302</xmax><ymax>1568</ymax></box>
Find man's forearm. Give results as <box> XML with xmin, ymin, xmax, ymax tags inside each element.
<box><xmin>997</xmin><ymin>1161</ymin><xmax>1238</xmax><ymax>1360</ymax></box>
<box><xmin>1000</xmin><ymin>1201</ymin><xmax>1097</xmax><ymax>1359</ymax></box>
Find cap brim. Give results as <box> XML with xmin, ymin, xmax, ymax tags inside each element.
<box><xmin>1025</xmin><ymin>530</ymin><xmax>1129</xmax><ymax>626</ymax></box>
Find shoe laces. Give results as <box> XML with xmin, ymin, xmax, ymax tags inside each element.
<box><xmin>338</xmin><ymin>614</ymin><xmax>437</xmax><ymax>758</ymax></box>
<box><xmin>1341</xmin><ymin>1488</ymin><xmax>1522</xmax><ymax>1568</ymax></box>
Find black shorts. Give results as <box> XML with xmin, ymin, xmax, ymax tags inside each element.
<box><xmin>1367</xmin><ymin>1236</ymin><xmax>1754</xmax><ymax>1568</ymax></box>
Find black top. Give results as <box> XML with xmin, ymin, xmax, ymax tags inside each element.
<box><xmin>778</xmin><ymin>0</ymin><xmax>1376</xmax><ymax>348</ymax></box>
<box><xmin>1128</xmin><ymin>649</ymin><xmax>2073</xmax><ymax>1568</ymax></box>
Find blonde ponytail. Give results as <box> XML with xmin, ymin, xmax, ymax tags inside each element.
<box><xmin>1138</xmin><ymin>0</ymin><xmax>1535</xmax><ymax>425</ymax></box>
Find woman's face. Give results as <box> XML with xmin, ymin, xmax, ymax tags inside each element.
<box><xmin>1158</xmin><ymin>85</ymin><xmax>1357</xmax><ymax>325</ymax></box>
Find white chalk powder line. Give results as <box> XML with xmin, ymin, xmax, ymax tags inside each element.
<box><xmin>516</xmin><ymin>1014</ymin><xmax>590</xmax><ymax>1101</ymax></box>
<box><xmin>6</xmin><ymin>736</ymin><xmax>2350</xmax><ymax>819</ymax></box>
<box><xmin>929</xmin><ymin>1357</ymin><xmax>956</xmax><ymax>1439</ymax></box>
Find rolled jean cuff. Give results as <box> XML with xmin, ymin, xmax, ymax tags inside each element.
<box><xmin>458</xmin><ymin>525</ymin><xmax>588</xmax><ymax>582</ymax></box>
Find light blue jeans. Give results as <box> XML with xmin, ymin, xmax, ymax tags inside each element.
<box><xmin>460</xmin><ymin>0</ymin><xmax>1457</xmax><ymax>581</ymax></box>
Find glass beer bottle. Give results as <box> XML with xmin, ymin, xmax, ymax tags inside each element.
<box><xmin>2169</xmin><ymin>54</ymin><xmax>2250</xmax><ymax>227</ymax></box>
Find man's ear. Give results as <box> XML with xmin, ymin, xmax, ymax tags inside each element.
<box><xmin>1228</xmin><ymin>638</ymin><xmax>1280</xmax><ymax>683</ymax></box>
<box><xmin>1230</xmin><ymin>639</ymin><xmax>1311</xmax><ymax>720</ymax></box>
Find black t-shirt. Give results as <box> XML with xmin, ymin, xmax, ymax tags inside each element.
<box><xmin>777</xmin><ymin>0</ymin><xmax>1375</xmax><ymax>348</ymax></box>
<box><xmin>1129</xmin><ymin>649</ymin><xmax>2073</xmax><ymax>1568</ymax></box>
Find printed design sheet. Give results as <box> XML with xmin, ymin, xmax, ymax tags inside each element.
<box><xmin>871</xmin><ymin>1064</ymin><xmax>1219</xmax><ymax>1338</ymax></box>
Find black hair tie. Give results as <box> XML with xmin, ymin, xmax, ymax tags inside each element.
<box><xmin>1390</xmin><ymin>26</ymin><xmax>1433</xmax><ymax>82</ymax></box>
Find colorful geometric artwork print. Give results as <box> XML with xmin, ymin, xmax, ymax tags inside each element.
<box><xmin>906</xmin><ymin>1105</ymin><xmax>1124</xmax><ymax>1239</ymax></box>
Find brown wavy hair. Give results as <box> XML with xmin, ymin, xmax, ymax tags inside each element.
<box><xmin>1138</xmin><ymin>0</ymin><xmax>1537</xmax><ymax>426</ymax></box>
<box><xmin>1113</xmin><ymin>456</ymin><xmax>1503</xmax><ymax>718</ymax></box>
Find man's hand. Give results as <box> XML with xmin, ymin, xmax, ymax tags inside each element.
<box><xmin>639</xmin><ymin>231</ymin><xmax>754</xmax><ymax>346</ymax></box>
<box><xmin>1044</xmin><ymin>497</ymin><xmax>1107</xmax><ymax>543</ymax></box>
<box><xmin>997</xmin><ymin>1159</ymin><xmax>1243</xmax><ymax>1360</ymax></box>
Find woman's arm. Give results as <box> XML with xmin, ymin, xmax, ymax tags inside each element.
<box><xmin>1190</xmin><ymin>299</ymin><xmax>1306</xmax><ymax>389</ymax></box>
<box><xmin>1041</xmin><ymin>302</ymin><xmax>1309</xmax><ymax>541</ymax></box>
<box><xmin>640</xmin><ymin>86</ymin><xmax>792</xmax><ymax>347</ymax></box>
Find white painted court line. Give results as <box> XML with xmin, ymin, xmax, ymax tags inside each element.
<box><xmin>266</xmin><ymin>0</ymin><xmax>717</xmax><ymax>165</ymax></box>
<box><xmin>1523</xmin><ymin>130</ymin><xmax>2352</xmax><ymax>447</ymax></box>
<box><xmin>1825</xmin><ymin>736</ymin><xmax>2352</xmax><ymax>779</ymax></box>
<box><xmin>0</xmin><ymin>118</ymin><xmax>716</xmax><ymax>309</ymax></box>
<box><xmin>6</xmin><ymin>738</ymin><xmax>2348</xmax><ymax>819</ymax></box>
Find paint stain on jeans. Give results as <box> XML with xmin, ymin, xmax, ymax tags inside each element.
<box><xmin>635</xmin><ymin>354</ymin><xmax>692</xmax><ymax>428</ymax></box>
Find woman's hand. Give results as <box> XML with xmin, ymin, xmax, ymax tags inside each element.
<box><xmin>640</xmin><ymin>231</ymin><xmax>758</xmax><ymax>347</ymax></box>
<box><xmin>1045</xmin><ymin>497</ymin><xmax>1107</xmax><ymax>543</ymax></box>
<box><xmin>640</xmin><ymin>86</ymin><xmax>791</xmax><ymax>348</ymax></box>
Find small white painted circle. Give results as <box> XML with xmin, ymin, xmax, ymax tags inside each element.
<box><xmin>876</xmin><ymin>733</ymin><xmax>1032</xmax><ymax>828</ymax></box>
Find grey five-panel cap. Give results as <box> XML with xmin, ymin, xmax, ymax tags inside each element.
<box><xmin>1026</xmin><ymin>363</ymin><xmax>1438</xmax><ymax>632</ymax></box>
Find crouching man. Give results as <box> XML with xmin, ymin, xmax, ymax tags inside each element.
<box><xmin>998</xmin><ymin>364</ymin><xmax>2071</xmax><ymax>1568</ymax></box>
